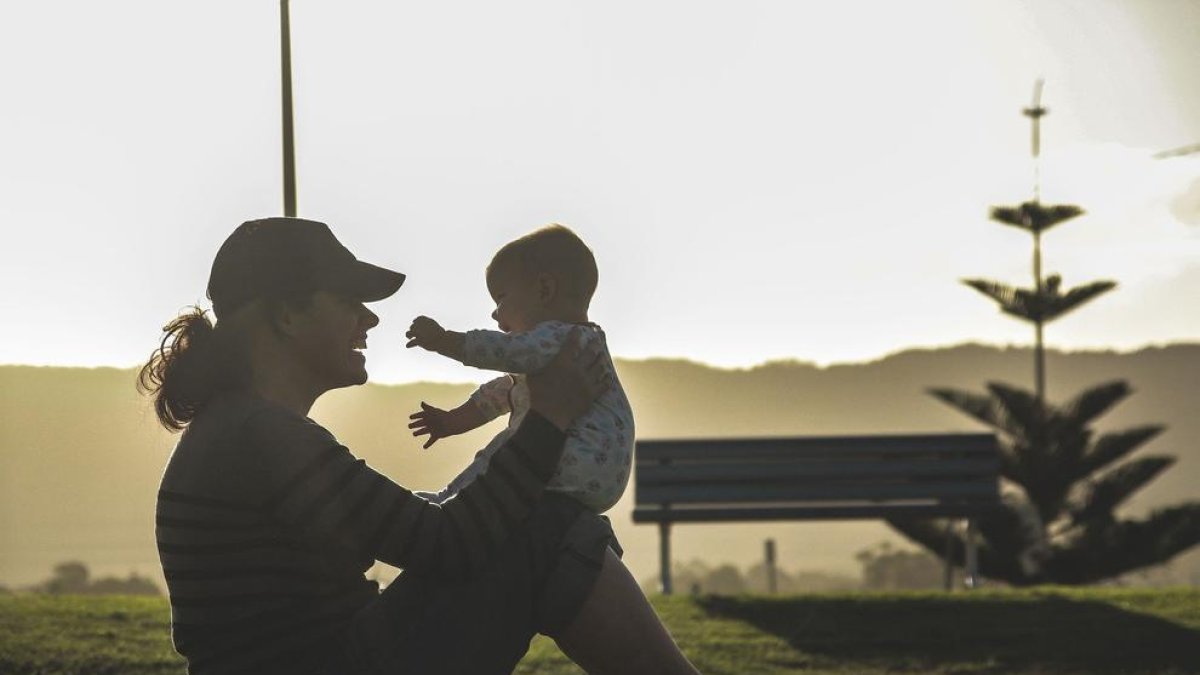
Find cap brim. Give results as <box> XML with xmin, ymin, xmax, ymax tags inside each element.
<box><xmin>336</xmin><ymin>260</ymin><xmax>406</xmax><ymax>302</ymax></box>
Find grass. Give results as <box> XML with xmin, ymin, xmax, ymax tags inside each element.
<box><xmin>2</xmin><ymin>589</ymin><xmax>1199</xmax><ymax>674</ymax></box>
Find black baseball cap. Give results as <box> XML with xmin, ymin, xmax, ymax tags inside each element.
<box><xmin>207</xmin><ymin>217</ymin><xmax>405</xmax><ymax>317</ymax></box>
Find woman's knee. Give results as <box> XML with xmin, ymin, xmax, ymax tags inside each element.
<box><xmin>553</xmin><ymin>549</ymin><xmax>700</xmax><ymax>675</ymax></box>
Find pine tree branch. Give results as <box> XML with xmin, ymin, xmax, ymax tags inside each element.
<box><xmin>990</xmin><ymin>202</ymin><xmax>1085</xmax><ymax>234</ymax></box>
<box><xmin>986</xmin><ymin>382</ymin><xmax>1044</xmax><ymax>440</ymax></box>
<box><xmin>1059</xmin><ymin>381</ymin><xmax>1131</xmax><ymax>429</ymax></box>
<box><xmin>1078</xmin><ymin>426</ymin><xmax>1165</xmax><ymax>478</ymax></box>
<box><xmin>1067</xmin><ymin>456</ymin><xmax>1176</xmax><ymax>524</ymax></box>
<box><xmin>927</xmin><ymin>387</ymin><xmax>1007</xmax><ymax>433</ymax></box>
<box><xmin>1044</xmin><ymin>503</ymin><xmax>1200</xmax><ymax>583</ymax></box>
<box><xmin>962</xmin><ymin>279</ymin><xmax>1021</xmax><ymax>314</ymax></box>
<box><xmin>1040</xmin><ymin>280</ymin><xmax>1118</xmax><ymax>323</ymax></box>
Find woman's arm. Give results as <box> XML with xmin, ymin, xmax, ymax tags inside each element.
<box><xmin>252</xmin><ymin>329</ymin><xmax>605</xmax><ymax>581</ymax></box>
<box><xmin>255</xmin><ymin>411</ymin><xmax>564</xmax><ymax>579</ymax></box>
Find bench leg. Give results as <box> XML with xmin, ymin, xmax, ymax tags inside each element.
<box><xmin>965</xmin><ymin>518</ymin><xmax>980</xmax><ymax>589</ymax></box>
<box><xmin>943</xmin><ymin>520</ymin><xmax>954</xmax><ymax>592</ymax></box>
<box><xmin>659</xmin><ymin>522</ymin><xmax>673</xmax><ymax>595</ymax></box>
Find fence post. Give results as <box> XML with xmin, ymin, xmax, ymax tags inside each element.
<box><xmin>765</xmin><ymin>538</ymin><xmax>777</xmax><ymax>594</ymax></box>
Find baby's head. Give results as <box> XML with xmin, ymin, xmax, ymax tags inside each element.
<box><xmin>486</xmin><ymin>224</ymin><xmax>598</xmax><ymax>333</ymax></box>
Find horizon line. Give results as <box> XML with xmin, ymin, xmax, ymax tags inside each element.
<box><xmin>3</xmin><ymin>339</ymin><xmax>1196</xmax><ymax>386</ymax></box>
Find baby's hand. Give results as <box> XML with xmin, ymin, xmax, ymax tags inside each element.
<box><xmin>406</xmin><ymin>316</ymin><xmax>446</xmax><ymax>352</ymax></box>
<box><xmin>408</xmin><ymin>402</ymin><xmax>454</xmax><ymax>449</ymax></box>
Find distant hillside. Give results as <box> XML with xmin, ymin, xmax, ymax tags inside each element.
<box><xmin>2</xmin><ymin>343</ymin><xmax>1198</xmax><ymax>587</ymax></box>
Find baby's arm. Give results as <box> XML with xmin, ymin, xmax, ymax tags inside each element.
<box><xmin>461</xmin><ymin>322</ymin><xmax>580</xmax><ymax>374</ymax></box>
<box><xmin>469</xmin><ymin>374</ymin><xmax>516</xmax><ymax>420</ymax></box>
<box><xmin>409</xmin><ymin>316</ymin><xmax>592</xmax><ymax>376</ymax></box>
<box><xmin>406</xmin><ymin>316</ymin><xmax>467</xmax><ymax>361</ymax></box>
<box><xmin>408</xmin><ymin>376</ymin><xmax>514</xmax><ymax>449</ymax></box>
<box><xmin>408</xmin><ymin>401</ymin><xmax>486</xmax><ymax>449</ymax></box>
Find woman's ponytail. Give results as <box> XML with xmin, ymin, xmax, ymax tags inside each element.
<box><xmin>137</xmin><ymin>307</ymin><xmax>247</xmax><ymax>431</ymax></box>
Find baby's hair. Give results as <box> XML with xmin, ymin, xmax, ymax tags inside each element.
<box><xmin>488</xmin><ymin>224</ymin><xmax>598</xmax><ymax>308</ymax></box>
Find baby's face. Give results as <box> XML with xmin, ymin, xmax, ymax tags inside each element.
<box><xmin>486</xmin><ymin>267</ymin><xmax>542</xmax><ymax>333</ymax></box>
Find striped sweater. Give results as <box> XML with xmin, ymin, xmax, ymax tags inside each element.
<box><xmin>155</xmin><ymin>392</ymin><xmax>566</xmax><ymax>675</ymax></box>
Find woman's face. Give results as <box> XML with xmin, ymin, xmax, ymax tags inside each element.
<box><xmin>285</xmin><ymin>291</ymin><xmax>379</xmax><ymax>391</ymax></box>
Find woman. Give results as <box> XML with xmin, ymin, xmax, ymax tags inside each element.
<box><xmin>140</xmin><ymin>217</ymin><xmax>699</xmax><ymax>674</ymax></box>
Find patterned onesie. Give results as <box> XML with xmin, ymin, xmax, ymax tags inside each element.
<box><xmin>423</xmin><ymin>321</ymin><xmax>634</xmax><ymax>513</ymax></box>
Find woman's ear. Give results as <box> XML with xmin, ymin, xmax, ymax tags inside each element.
<box><xmin>537</xmin><ymin>273</ymin><xmax>558</xmax><ymax>304</ymax></box>
<box><xmin>264</xmin><ymin>299</ymin><xmax>296</xmax><ymax>340</ymax></box>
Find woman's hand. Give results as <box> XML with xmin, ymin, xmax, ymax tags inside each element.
<box><xmin>527</xmin><ymin>328</ymin><xmax>610</xmax><ymax>431</ymax></box>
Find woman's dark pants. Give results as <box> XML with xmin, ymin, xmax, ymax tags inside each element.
<box><xmin>326</xmin><ymin>493</ymin><xmax>620</xmax><ymax>675</ymax></box>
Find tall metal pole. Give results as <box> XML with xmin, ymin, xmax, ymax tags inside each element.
<box><xmin>280</xmin><ymin>0</ymin><xmax>297</xmax><ymax>217</ymax></box>
<box><xmin>1023</xmin><ymin>79</ymin><xmax>1048</xmax><ymax>409</ymax></box>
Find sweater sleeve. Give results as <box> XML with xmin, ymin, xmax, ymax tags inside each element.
<box><xmin>246</xmin><ymin>406</ymin><xmax>566</xmax><ymax>581</ymax></box>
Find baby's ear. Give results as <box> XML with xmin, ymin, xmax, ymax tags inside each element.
<box><xmin>537</xmin><ymin>273</ymin><xmax>558</xmax><ymax>303</ymax></box>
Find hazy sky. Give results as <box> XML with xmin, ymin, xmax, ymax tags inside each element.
<box><xmin>2</xmin><ymin>0</ymin><xmax>1198</xmax><ymax>384</ymax></box>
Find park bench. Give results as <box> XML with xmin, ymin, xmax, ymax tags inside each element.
<box><xmin>632</xmin><ymin>433</ymin><xmax>1002</xmax><ymax>593</ymax></box>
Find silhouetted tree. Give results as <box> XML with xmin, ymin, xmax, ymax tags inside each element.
<box><xmin>43</xmin><ymin>561</ymin><xmax>90</xmax><ymax>594</ymax></box>
<box><xmin>639</xmin><ymin>560</ymin><xmax>757</xmax><ymax>596</ymax></box>
<box><xmin>704</xmin><ymin>564</ymin><xmax>749</xmax><ymax>595</ymax></box>
<box><xmin>88</xmin><ymin>573</ymin><xmax>161</xmax><ymax>596</ymax></box>
<box><xmin>32</xmin><ymin>561</ymin><xmax>161</xmax><ymax>596</ymax></box>
<box><xmin>855</xmin><ymin>542</ymin><xmax>944</xmax><ymax>590</ymax></box>
<box><xmin>744</xmin><ymin>562</ymin><xmax>858</xmax><ymax>593</ymax></box>
<box><xmin>890</xmin><ymin>83</ymin><xmax>1200</xmax><ymax>585</ymax></box>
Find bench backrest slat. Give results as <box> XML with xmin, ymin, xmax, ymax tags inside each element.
<box><xmin>636</xmin><ymin>433</ymin><xmax>997</xmax><ymax>462</ymax></box>
<box><xmin>636</xmin><ymin>457</ymin><xmax>1000</xmax><ymax>485</ymax></box>
<box><xmin>637</xmin><ymin>479</ymin><xmax>998</xmax><ymax>505</ymax></box>
<box><xmin>631</xmin><ymin>503</ymin><xmax>995</xmax><ymax>523</ymax></box>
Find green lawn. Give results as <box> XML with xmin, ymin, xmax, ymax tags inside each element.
<box><xmin>2</xmin><ymin>589</ymin><xmax>1199</xmax><ymax>674</ymax></box>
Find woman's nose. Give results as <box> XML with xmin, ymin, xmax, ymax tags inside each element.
<box><xmin>361</xmin><ymin>306</ymin><xmax>380</xmax><ymax>329</ymax></box>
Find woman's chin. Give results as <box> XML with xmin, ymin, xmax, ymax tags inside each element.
<box><xmin>334</xmin><ymin>351</ymin><xmax>369</xmax><ymax>387</ymax></box>
<box><xmin>350</xmin><ymin>352</ymin><xmax>369</xmax><ymax>380</ymax></box>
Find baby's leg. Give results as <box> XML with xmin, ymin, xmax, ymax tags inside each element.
<box><xmin>553</xmin><ymin>548</ymin><xmax>701</xmax><ymax>675</ymax></box>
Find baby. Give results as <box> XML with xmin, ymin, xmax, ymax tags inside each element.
<box><xmin>405</xmin><ymin>224</ymin><xmax>634</xmax><ymax>513</ymax></box>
